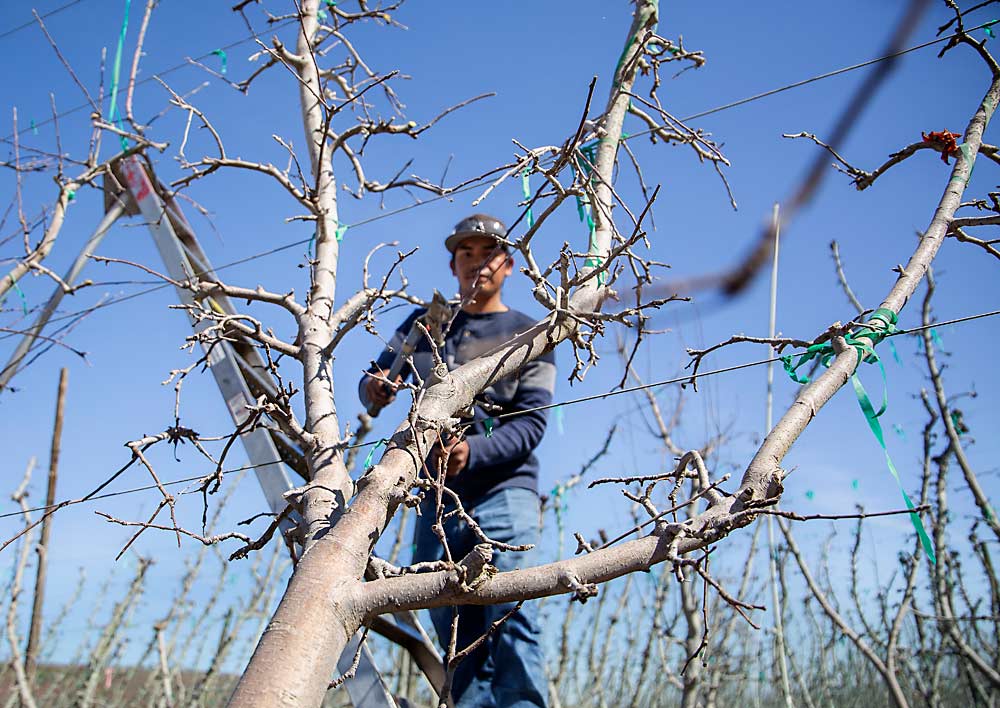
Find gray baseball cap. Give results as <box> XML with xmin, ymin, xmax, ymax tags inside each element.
<box><xmin>444</xmin><ymin>213</ymin><xmax>508</xmax><ymax>253</ymax></box>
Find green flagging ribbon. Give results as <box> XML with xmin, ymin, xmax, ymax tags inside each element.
<box><xmin>612</xmin><ymin>2</ymin><xmax>657</xmax><ymax>84</ymax></box>
<box><xmin>550</xmin><ymin>482</ymin><xmax>569</xmax><ymax>550</ymax></box>
<box><xmin>307</xmin><ymin>223</ymin><xmax>348</xmax><ymax>257</ymax></box>
<box><xmin>805</xmin><ymin>490</ymin><xmax>814</xmax><ymax>500</ymax></box>
<box><xmin>483</xmin><ymin>417</ymin><xmax>494</xmax><ymax>438</ymax></box>
<box><xmin>583</xmin><ymin>222</ymin><xmax>605</xmax><ymax>284</ymax></box>
<box><xmin>3</xmin><ymin>276</ymin><xmax>29</xmax><ymax>315</ymax></box>
<box><xmin>850</xmin><ymin>368</ymin><xmax>936</xmax><ymax>562</ymax></box>
<box><xmin>573</xmin><ymin>192</ymin><xmax>605</xmax><ymax>284</ymax></box>
<box><xmin>949</xmin><ymin>410</ymin><xmax>965</xmax><ymax>436</ymax></box>
<box><xmin>521</xmin><ymin>168</ymin><xmax>535</xmax><ymax>228</ymax></box>
<box><xmin>550</xmin><ymin>484</ymin><xmax>566</xmax><ymax>510</ymax></box>
<box><xmin>780</xmin><ymin>308</ymin><xmax>936</xmax><ymax>563</ymax></box>
<box><xmin>574</xmin><ymin>136</ymin><xmax>635</xmax><ymax>287</ymax></box>
<box><xmin>781</xmin><ymin>308</ymin><xmax>897</xmax><ymax>383</ymax></box>
<box><xmin>574</xmin><ymin>141</ymin><xmax>601</xmax><ymax>282</ymax></box>
<box><xmin>363</xmin><ymin>439</ymin><xmax>387</xmax><ymax>470</ymax></box>
<box><xmin>553</xmin><ymin>405</ymin><xmax>565</xmax><ymax>435</ymax></box>
<box><xmin>612</xmin><ymin>7</ymin><xmax>657</xmax><ymax>85</ymax></box>
<box><xmin>576</xmin><ymin>137</ymin><xmax>610</xmax><ymax>192</ymax></box>
<box><xmin>583</xmin><ymin>200</ymin><xmax>606</xmax><ymax>285</ymax></box>
<box><xmin>575</xmin><ymin>195</ymin><xmax>595</xmax><ymax>233</ymax></box>
<box><xmin>987</xmin><ymin>20</ymin><xmax>997</xmax><ymax>39</ymax></box>
<box><xmin>108</xmin><ymin>0</ymin><xmax>132</xmax><ymax>153</ymax></box>
<box><xmin>584</xmin><ymin>255</ymin><xmax>606</xmax><ymax>285</ymax></box>
<box><xmin>30</xmin><ymin>119</ymin><xmax>37</xmax><ymax>135</ymax></box>
<box><xmin>947</xmin><ymin>142</ymin><xmax>972</xmax><ymax>185</ymax></box>
<box><xmin>952</xmin><ymin>142</ymin><xmax>976</xmax><ymax>186</ymax></box>
<box><xmin>893</xmin><ymin>423</ymin><xmax>906</xmax><ymax>440</ymax></box>
<box><xmin>67</xmin><ymin>190</ymin><xmax>76</xmax><ymax>202</ymax></box>
<box><xmin>888</xmin><ymin>339</ymin><xmax>902</xmax><ymax>365</ymax></box>
<box><xmin>852</xmin><ymin>479</ymin><xmax>860</xmax><ymax>490</ymax></box>
<box><xmin>613</xmin><ymin>35</ymin><xmax>638</xmax><ymax>83</ymax></box>
<box><xmin>318</xmin><ymin>8</ymin><xmax>328</xmax><ymax>19</ymax></box>
<box><xmin>212</xmin><ymin>49</ymin><xmax>228</xmax><ymax>75</ymax></box>
<box><xmin>915</xmin><ymin>327</ymin><xmax>944</xmax><ymax>353</ymax></box>
<box><xmin>575</xmin><ymin>0</ymin><xmax>657</xmax><ymax>286</ymax></box>
<box><xmin>578</xmin><ymin>136</ymin><xmax>631</xmax><ymax>174</ymax></box>
<box><xmin>579</xmin><ymin>139</ymin><xmax>600</xmax><ymax>176</ymax></box>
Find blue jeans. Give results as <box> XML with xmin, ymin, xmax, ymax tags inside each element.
<box><xmin>413</xmin><ymin>487</ymin><xmax>548</xmax><ymax>708</ymax></box>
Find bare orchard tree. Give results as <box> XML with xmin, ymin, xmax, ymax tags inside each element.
<box><xmin>213</xmin><ymin>2</ymin><xmax>708</xmax><ymax>703</ymax></box>
<box><xmin>5</xmin><ymin>1</ymin><xmax>1000</xmax><ymax>707</ymax></box>
<box><xmin>219</xmin><ymin>1</ymin><xmax>996</xmax><ymax>704</ymax></box>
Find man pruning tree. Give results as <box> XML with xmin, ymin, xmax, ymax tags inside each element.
<box><xmin>360</xmin><ymin>214</ymin><xmax>555</xmax><ymax>708</ymax></box>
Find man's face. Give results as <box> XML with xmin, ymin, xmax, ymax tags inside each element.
<box><xmin>450</xmin><ymin>235</ymin><xmax>513</xmax><ymax>301</ymax></box>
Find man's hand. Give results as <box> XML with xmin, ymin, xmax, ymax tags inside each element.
<box><xmin>364</xmin><ymin>368</ymin><xmax>402</xmax><ymax>408</ymax></box>
<box><xmin>433</xmin><ymin>436</ymin><xmax>470</xmax><ymax>478</ymax></box>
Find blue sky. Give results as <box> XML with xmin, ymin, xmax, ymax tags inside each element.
<box><xmin>1</xmin><ymin>0</ymin><xmax>997</xmax><ymax>667</ymax></box>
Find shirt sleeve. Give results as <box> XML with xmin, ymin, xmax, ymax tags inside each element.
<box><xmin>358</xmin><ymin>309</ymin><xmax>422</xmax><ymax>410</ymax></box>
<box><xmin>464</xmin><ymin>352</ymin><xmax>556</xmax><ymax>472</ymax></box>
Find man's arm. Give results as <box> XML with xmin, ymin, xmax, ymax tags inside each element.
<box><xmin>463</xmin><ymin>354</ymin><xmax>556</xmax><ymax>472</ymax></box>
<box><xmin>358</xmin><ymin>309</ymin><xmax>423</xmax><ymax>410</ymax></box>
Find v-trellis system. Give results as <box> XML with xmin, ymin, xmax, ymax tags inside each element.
<box><xmin>7</xmin><ymin>154</ymin><xmax>443</xmax><ymax>708</ymax></box>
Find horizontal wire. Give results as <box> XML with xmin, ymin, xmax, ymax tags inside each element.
<box><xmin>892</xmin><ymin>308</ymin><xmax>1000</xmax><ymax>335</ymax></box>
<box><xmin>9</xmin><ymin>14</ymin><xmax>995</xmax><ymax>144</ymax></box>
<box><xmin>0</xmin><ymin>461</ymin><xmax>265</xmax><ymax>520</ymax></box>
<box><xmin>496</xmin><ymin>307</ymin><xmax>1000</xmax><ymax>422</ymax></box>
<box><xmin>496</xmin><ymin>356</ymin><xmax>781</xmax><ymax>421</ymax></box>
<box><xmin>4</xmin><ymin>305</ymin><xmax>997</xmax><ymax>521</ymax></box>
<box><xmin>0</xmin><ymin>0</ymin><xmax>85</xmax><ymax>43</ymax></box>
<box><xmin>626</xmin><ymin>19</ymin><xmax>1000</xmax><ymax>141</ymax></box>
<box><xmin>1</xmin><ymin>16</ymin><xmax>301</xmax><ymax>144</ymax></box>
<box><xmin>0</xmin><ymin>178</ymin><xmax>493</xmax><ymax>340</ymax></box>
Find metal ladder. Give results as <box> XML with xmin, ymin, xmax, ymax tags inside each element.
<box><xmin>122</xmin><ymin>155</ymin><xmax>450</xmax><ymax>697</ymax></box>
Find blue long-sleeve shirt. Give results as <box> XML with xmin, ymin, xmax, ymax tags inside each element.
<box><xmin>359</xmin><ymin>307</ymin><xmax>556</xmax><ymax>506</ymax></box>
